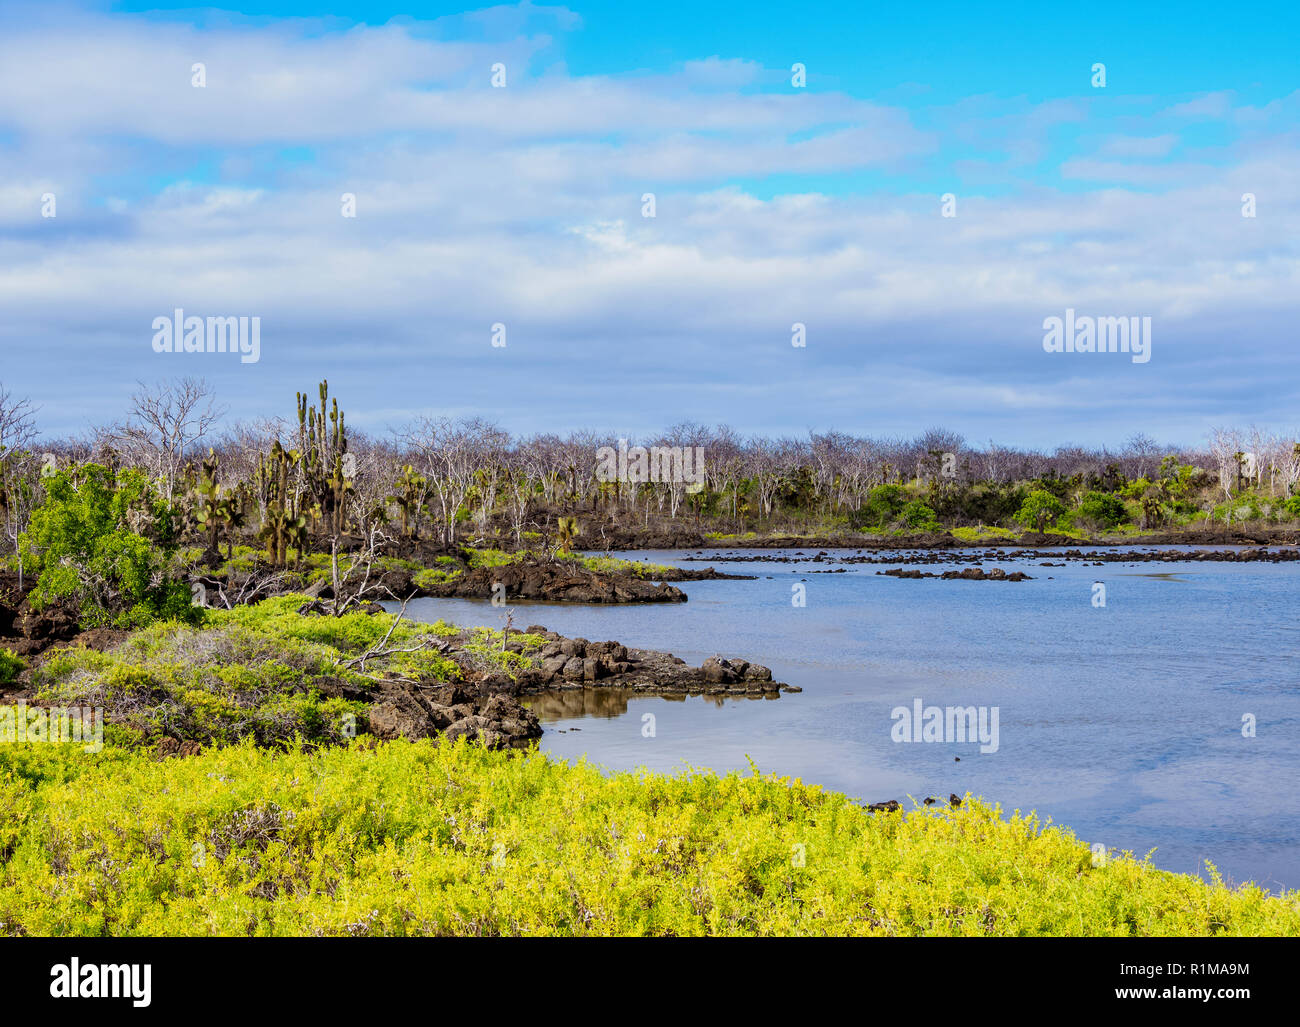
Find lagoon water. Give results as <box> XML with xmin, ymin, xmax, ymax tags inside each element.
<box><xmin>402</xmin><ymin>547</ymin><xmax>1300</xmax><ymax>892</ymax></box>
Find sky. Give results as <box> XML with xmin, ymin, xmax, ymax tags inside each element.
<box><xmin>0</xmin><ymin>0</ymin><xmax>1297</xmax><ymax>447</ymax></box>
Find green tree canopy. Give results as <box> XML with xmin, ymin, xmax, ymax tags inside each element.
<box><xmin>1015</xmin><ymin>489</ymin><xmax>1067</xmax><ymax>532</ymax></box>
<box><xmin>19</xmin><ymin>464</ymin><xmax>193</xmax><ymax>628</ymax></box>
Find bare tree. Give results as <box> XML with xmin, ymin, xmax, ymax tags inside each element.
<box><xmin>502</xmin><ymin>446</ymin><xmax>541</xmax><ymax>544</ymax></box>
<box><xmin>1280</xmin><ymin>438</ymin><xmax>1300</xmax><ymax>497</ymax></box>
<box><xmin>706</xmin><ymin>424</ymin><xmax>745</xmax><ymax>523</ymax></box>
<box><xmin>1208</xmin><ymin>427</ymin><xmax>1243</xmax><ymax>501</ymax></box>
<box><xmin>470</xmin><ymin>423</ymin><xmax>510</xmax><ymax>533</ymax></box>
<box><xmin>404</xmin><ymin>416</ymin><xmax>502</xmax><ymax>547</ymax></box>
<box><xmin>0</xmin><ymin>384</ymin><xmax>37</xmax><ymax>455</ymax></box>
<box><xmin>1123</xmin><ymin>432</ymin><xmax>1162</xmax><ymax>481</ymax></box>
<box><xmin>745</xmin><ymin>437</ymin><xmax>785</xmax><ymax>520</ymax></box>
<box><xmin>103</xmin><ymin>378</ymin><xmax>226</xmax><ymax>500</ymax></box>
<box><xmin>0</xmin><ymin>384</ymin><xmax>40</xmax><ymax>584</ymax></box>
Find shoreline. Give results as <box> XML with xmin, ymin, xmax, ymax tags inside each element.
<box><xmin>580</xmin><ymin>527</ymin><xmax>1300</xmax><ymax>552</ymax></box>
<box><xmin>677</xmin><ymin>544</ymin><xmax>1300</xmax><ymax>565</ymax></box>
<box><xmin>3</xmin><ymin>581</ymin><xmax>1298</xmax><ymax>931</ymax></box>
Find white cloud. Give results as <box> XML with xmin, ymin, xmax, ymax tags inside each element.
<box><xmin>0</xmin><ymin>5</ymin><xmax>1295</xmax><ymax>445</ymax></box>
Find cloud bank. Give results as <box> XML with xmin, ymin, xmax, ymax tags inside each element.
<box><xmin>0</xmin><ymin>2</ymin><xmax>1296</xmax><ymax>446</ymax></box>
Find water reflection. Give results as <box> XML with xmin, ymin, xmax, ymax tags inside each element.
<box><xmin>525</xmin><ymin>687</ymin><xmax>775</xmax><ymax>721</ymax></box>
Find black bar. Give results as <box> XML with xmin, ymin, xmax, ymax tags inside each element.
<box><xmin>0</xmin><ymin>937</ymin><xmax>1290</xmax><ymax>1015</ymax></box>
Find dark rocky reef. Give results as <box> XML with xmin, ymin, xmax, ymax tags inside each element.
<box><xmin>504</xmin><ymin>626</ymin><xmax>798</xmax><ymax>697</ymax></box>
<box><xmin>877</xmin><ymin>566</ymin><xmax>1033</xmax><ymax>581</ymax></box>
<box><xmin>366</xmin><ymin>680</ymin><xmax>542</xmax><ymax>751</ymax></box>
<box><xmin>418</xmin><ymin>559</ymin><xmax>689</xmax><ymax>604</ymax></box>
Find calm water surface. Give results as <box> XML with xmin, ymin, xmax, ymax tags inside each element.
<box><xmin>400</xmin><ymin>547</ymin><xmax>1300</xmax><ymax>891</ymax></box>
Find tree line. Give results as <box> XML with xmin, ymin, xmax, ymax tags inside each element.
<box><xmin>2</xmin><ymin>378</ymin><xmax>1298</xmax><ymax>569</ymax></box>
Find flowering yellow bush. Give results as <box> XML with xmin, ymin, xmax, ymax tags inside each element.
<box><xmin>1</xmin><ymin>738</ymin><xmax>1296</xmax><ymax>937</ymax></box>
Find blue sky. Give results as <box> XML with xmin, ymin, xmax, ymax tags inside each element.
<box><xmin>1</xmin><ymin>1</ymin><xmax>1297</xmax><ymax>446</ymax></box>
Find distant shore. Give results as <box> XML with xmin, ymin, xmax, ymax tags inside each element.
<box><xmin>455</xmin><ymin>525</ymin><xmax>1300</xmax><ymax>553</ymax></box>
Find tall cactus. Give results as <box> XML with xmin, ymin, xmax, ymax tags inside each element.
<box><xmin>555</xmin><ymin>515</ymin><xmax>579</xmax><ymax>552</ymax></box>
<box><xmin>216</xmin><ymin>486</ymin><xmax>247</xmax><ymax>561</ymax></box>
<box><xmin>192</xmin><ymin>449</ymin><xmax>223</xmax><ymax>557</ymax></box>
<box><xmin>296</xmin><ymin>379</ymin><xmax>352</xmax><ymax>539</ymax></box>
<box><xmin>257</xmin><ymin>440</ymin><xmax>304</xmax><ymax>568</ymax></box>
<box><xmin>389</xmin><ymin>464</ymin><xmax>425</xmax><ymax>539</ymax></box>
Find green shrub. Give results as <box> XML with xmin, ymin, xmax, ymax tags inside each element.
<box><xmin>949</xmin><ymin>526</ymin><xmax>1018</xmax><ymax>543</ymax></box>
<box><xmin>1076</xmin><ymin>490</ymin><xmax>1128</xmax><ymax>529</ymax></box>
<box><xmin>28</xmin><ymin>599</ymin><xmax>479</xmax><ymax>746</ymax></box>
<box><xmin>0</xmin><ymin>739</ymin><xmax>1296</xmax><ymax>937</ymax></box>
<box><xmin>932</xmin><ymin>483</ymin><xmax>1026</xmax><ymax>527</ymax></box>
<box><xmin>18</xmin><ymin>464</ymin><xmax>196</xmax><ymax>629</ymax></box>
<box><xmin>1015</xmin><ymin>490</ymin><xmax>1068</xmax><ymax>532</ymax></box>
<box><xmin>576</xmin><ymin>554</ymin><xmax>674</xmax><ymax>578</ymax></box>
<box><xmin>466</xmin><ymin>548</ymin><xmax>518</xmax><ymax>569</ymax></box>
<box><xmin>898</xmin><ymin>499</ymin><xmax>940</xmax><ymax>531</ymax></box>
<box><xmin>412</xmin><ymin>567</ymin><xmax>462</xmax><ymax>589</ymax></box>
<box><xmin>850</xmin><ymin>484</ymin><xmax>907</xmax><ymax>531</ymax></box>
<box><xmin>33</xmin><ymin>630</ymin><xmax>357</xmax><ymax>748</ymax></box>
<box><xmin>1214</xmin><ymin>494</ymin><xmax>1267</xmax><ymax>525</ymax></box>
<box><xmin>0</xmin><ymin>649</ymin><xmax>23</xmax><ymax>686</ymax></box>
